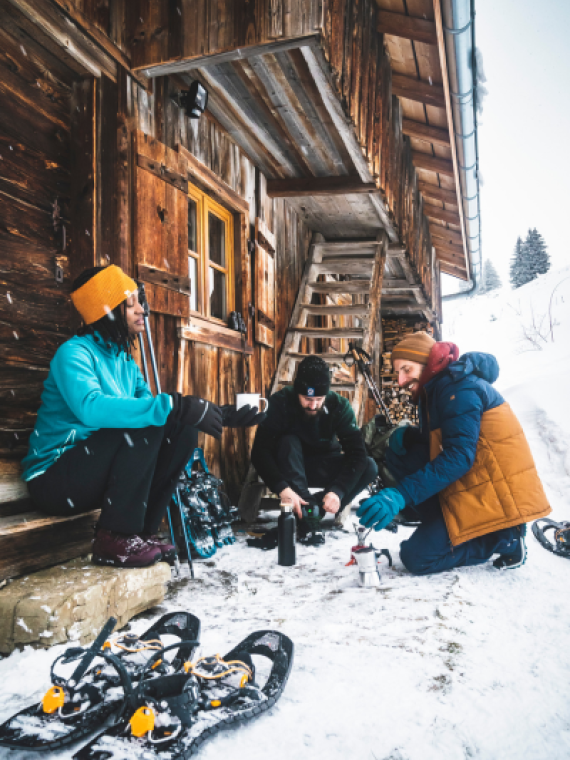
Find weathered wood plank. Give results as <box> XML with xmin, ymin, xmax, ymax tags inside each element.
<box><xmin>377</xmin><ymin>11</ymin><xmax>437</xmax><ymax>45</ymax></box>
<box><xmin>392</xmin><ymin>74</ymin><xmax>445</xmax><ymax>108</ymax></box>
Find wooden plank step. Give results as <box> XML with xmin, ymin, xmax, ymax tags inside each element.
<box><xmin>330</xmin><ymin>383</ymin><xmax>356</xmax><ymax>391</ymax></box>
<box><xmin>287</xmin><ymin>352</ymin><xmax>350</xmax><ymax>363</ymax></box>
<box><xmin>0</xmin><ymin>509</ymin><xmax>101</xmax><ymax>582</ymax></box>
<box><xmin>308</xmin><ymin>281</ymin><xmax>371</xmax><ymax>294</ymax></box>
<box><xmin>300</xmin><ymin>304</ymin><xmax>370</xmax><ymax>316</ymax></box>
<box><xmin>314</xmin><ymin>258</ymin><xmax>375</xmax><ymax>275</ymax></box>
<box><xmin>290</xmin><ymin>327</ymin><xmax>365</xmax><ymax>338</ymax></box>
<box><xmin>313</xmin><ymin>241</ymin><xmax>380</xmax><ymax>255</ymax></box>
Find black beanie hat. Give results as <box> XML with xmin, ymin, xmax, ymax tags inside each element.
<box><xmin>294</xmin><ymin>356</ymin><xmax>331</xmax><ymax>397</ymax></box>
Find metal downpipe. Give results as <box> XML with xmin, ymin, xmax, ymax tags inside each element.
<box><xmin>441</xmin><ymin>0</ymin><xmax>482</xmax><ymax>301</ymax></box>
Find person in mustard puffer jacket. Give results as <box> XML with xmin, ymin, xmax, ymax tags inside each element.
<box><xmin>357</xmin><ymin>331</ymin><xmax>551</xmax><ymax>574</ymax></box>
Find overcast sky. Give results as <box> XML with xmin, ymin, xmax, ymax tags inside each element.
<box><xmin>443</xmin><ymin>0</ymin><xmax>570</xmax><ymax>292</ymax></box>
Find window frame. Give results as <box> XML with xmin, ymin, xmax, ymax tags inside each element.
<box><xmin>187</xmin><ymin>183</ymin><xmax>234</xmax><ymax>325</ymax></box>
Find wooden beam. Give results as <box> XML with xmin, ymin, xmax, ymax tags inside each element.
<box><xmin>266</xmin><ymin>176</ymin><xmax>378</xmax><ymax>198</ymax></box>
<box><xmin>377</xmin><ymin>11</ymin><xmax>437</xmax><ymax>45</ymax></box>
<box><xmin>433</xmin><ymin>0</ymin><xmax>470</xmax><ymax>272</ymax></box>
<box><xmin>49</xmin><ymin>0</ymin><xmax>148</xmax><ymax>88</ymax></box>
<box><xmin>402</xmin><ymin>119</ymin><xmax>450</xmax><ymax>147</ymax></box>
<box><xmin>418</xmin><ymin>181</ymin><xmax>457</xmax><ymax>205</ymax></box>
<box><xmin>439</xmin><ymin>261</ymin><xmax>469</xmax><ymax>281</ymax></box>
<box><xmin>7</xmin><ymin>0</ymin><xmax>117</xmax><ymax>80</ymax></box>
<box><xmin>135</xmin><ymin>33</ymin><xmax>320</xmax><ymax>76</ymax></box>
<box><xmin>433</xmin><ymin>240</ymin><xmax>464</xmax><ymax>258</ymax></box>
<box><xmin>412</xmin><ymin>152</ymin><xmax>454</xmax><ymax>176</ymax></box>
<box><xmin>430</xmin><ymin>225</ymin><xmax>463</xmax><ymax>246</ymax></box>
<box><xmin>423</xmin><ymin>203</ymin><xmax>461</xmax><ymax>226</ymax></box>
<box><xmin>392</xmin><ymin>74</ymin><xmax>445</xmax><ymax>108</ymax></box>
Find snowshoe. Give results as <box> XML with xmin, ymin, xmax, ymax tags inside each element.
<box><xmin>532</xmin><ymin>518</ymin><xmax>570</xmax><ymax>558</ymax></box>
<box><xmin>0</xmin><ymin>612</ymin><xmax>201</xmax><ymax>751</ymax></box>
<box><xmin>74</xmin><ymin>630</ymin><xmax>294</xmax><ymax>760</ymax></box>
<box><xmin>177</xmin><ymin>448</ymin><xmax>237</xmax><ymax>559</ymax></box>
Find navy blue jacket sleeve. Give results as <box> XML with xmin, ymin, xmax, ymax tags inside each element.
<box><xmin>395</xmin><ymin>384</ymin><xmax>483</xmax><ymax>506</ymax></box>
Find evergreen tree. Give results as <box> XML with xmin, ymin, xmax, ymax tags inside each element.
<box><xmin>525</xmin><ymin>228</ymin><xmax>550</xmax><ymax>280</ymax></box>
<box><xmin>509</xmin><ymin>237</ymin><xmax>526</xmax><ymax>289</ymax></box>
<box><xmin>481</xmin><ymin>260</ymin><xmax>502</xmax><ymax>292</ymax></box>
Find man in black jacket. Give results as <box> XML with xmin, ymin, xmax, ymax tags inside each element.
<box><xmin>251</xmin><ymin>357</ymin><xmax>377</xmax><ymax>543</ymax></box>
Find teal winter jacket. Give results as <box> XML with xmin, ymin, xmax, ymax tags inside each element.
<box><xmin>21</xmin><ymin>334</ymin><xmax>172</xmax><ymax>481</ymax></box>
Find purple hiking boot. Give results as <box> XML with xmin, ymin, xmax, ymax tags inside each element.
<box><xmin>141</xmin><ymin>534</ymin><xmax>177</xmax><ymax>565</ymax></box>
<box><xmin>92</xmin><ymin>529</ymin><xmax>163</xmax><ymax>568</ymax></box>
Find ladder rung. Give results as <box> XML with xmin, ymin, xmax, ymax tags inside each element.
<box><xmin>308</xmin><ymin>281</ymin><xmax>371</xmax><ymax>293</ymax></box>
<box><xmin>300</xmin><ymin>304</ymin><xmax>370</xmax><ymax>316</ymax></box>
<box><xmin>313</xmin><ymin>241</ymin><xmax>380</xmax><ymax>254</ymax></box>
<box><xmin>290</xmin><ymin>327</ymin><xmax>365</xmax><ymax>338</ymax></box>
<box><xmin>314</xmin><ymin>258</ymin><xmax>374</xmax><ymax>275</ymax></box>
<box><xmin>287</xmin><ymin>352</ymin><xmax>349</xmax><ymax>363</ymax></box>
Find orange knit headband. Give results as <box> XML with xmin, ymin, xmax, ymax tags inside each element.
<box><xmin>70</xmin><ymin>265</ymin><xmax>138</xmax><ymax>325</ymax></box>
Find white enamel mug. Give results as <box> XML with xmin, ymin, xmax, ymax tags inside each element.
<box><xmin>236</xmin><ymin>392</ymin><xmax>268</xmax><ymax>413</ymax></box>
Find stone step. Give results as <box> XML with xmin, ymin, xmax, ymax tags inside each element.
<box><xmin>0</xmin><ymin>556</ymin><xmax>171</xmax><ymax>655</ymax></box>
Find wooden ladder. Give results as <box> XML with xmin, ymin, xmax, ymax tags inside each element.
<box><xmin>238</xmin><ymin>231</ymin><xmax>388</xmax><ymax>523</ymax></box>
<box><xmin>271</xmin><ymin>231</ymin><xmax>388</xmax><ymax>424</ymax></box>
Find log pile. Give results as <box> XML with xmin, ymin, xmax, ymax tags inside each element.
<box><xmin>380</xmin><ymin>317</ymin><xmax>433</xmax><ymax>425</ymax></box>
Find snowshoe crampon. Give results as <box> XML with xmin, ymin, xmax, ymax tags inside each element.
<box><xmin>74</xmin><ymin>629</ymin><xmax>294</xmax><ymax>760</ymax></box>
<box><xmin>532</xmin><ymin>518</ymin><xmax>570</xmax><ymax>558</ymax></box>
<box><xmin>178</xmin><ymin>448</ymin><xmax>237</xmax><ymax>559</ymax></box>
<box><xmin>0</xmin><ymin>613</ymin><xmax>200</xmax><ymax>751</ymax></box>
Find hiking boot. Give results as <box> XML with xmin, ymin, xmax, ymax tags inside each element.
<box><xmin>142</xmin><ymin>534</ymin><xmax>177</xmax><ymax>565</ymax></box>
<box><xmin>92</xmin><ymin>529</ymin><xmax>163</xmax><ymax>568</ymax></box>
<box><xmin>493</xmin><ymin>524</ymin><xmax>527</xmax><ymax>570</ymax></box>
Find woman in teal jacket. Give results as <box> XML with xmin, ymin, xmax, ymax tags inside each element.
<box><xmin>22</xmin><ymin>265</ymin><xmax>263</xmax><ymax>568</ymax></box>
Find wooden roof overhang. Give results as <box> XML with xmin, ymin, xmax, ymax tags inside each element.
<box><xmin>374</xmin><ymin>0</ymin><xmax>471</xmax><ymax>281</ymax></box>
<box><xmin>141</xmin><ymin>35</ymin><xmax>398</xmax><ymax>243</ymax></box>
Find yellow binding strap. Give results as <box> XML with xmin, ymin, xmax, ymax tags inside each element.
<box><xmin>42</xmin><ymin>686</ymin><xmax>65</xmax><ymax>714</ymax></box>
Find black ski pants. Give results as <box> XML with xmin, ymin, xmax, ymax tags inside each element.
<box><xmin>27</xmin><ymin>417</ymin><xmax>198</xmax><ymax>535</ymax></box>
<box><xmin>276</xmin><ymin>434</ymin><xmax>378</xmax><ymax>510</ymax></box>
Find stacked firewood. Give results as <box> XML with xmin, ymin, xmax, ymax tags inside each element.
<box><xmin>379</xmin><ymin>317</ymin><xmax>433</xmax><ymax>425</ymax></box>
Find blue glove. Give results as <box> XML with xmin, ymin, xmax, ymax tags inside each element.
<box><xmin>388</xmin><ymin>426</ymin><xmax>407</xmax><ymax>456</ymax></box>
<box><xmin>356</xmin><ymin>488</ymin><xmax>405</xmax><ymax>532</ymax></box>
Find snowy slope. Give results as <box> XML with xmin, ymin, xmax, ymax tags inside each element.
<box><xmin>1</xmin><ymin>270</ymin><xmax>569</xmax><ymax>760</ymax></box>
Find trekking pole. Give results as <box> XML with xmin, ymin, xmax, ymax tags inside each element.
<box><xmin>345</xmin><ymin>343</ymin><xmax>394</xmax><ymax>427</ymax></box>
<box><xmin>137</xmin><ymin>284</ymin><xmax>194</xmax><ymax>579</ymax></box>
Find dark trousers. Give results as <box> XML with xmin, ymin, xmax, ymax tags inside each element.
<box><xmin>385</xmin><ymin>447</ymin><xmax>520</xmax><ymax>575</ymax></box>
<box><xmin>276</xmin><ymin>434</ymin><xmax>378</xmax><ymax>510</ymax></box>
<box><xmin>28</xmin><ymin>419</ymin><xmax>198</xmax><ymax>535</ymax></box>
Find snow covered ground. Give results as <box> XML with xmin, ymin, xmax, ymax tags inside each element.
<box><xmin>1</xmin><ymin>268</ymin><xmax>570</xmax><ymax>760</ymax></box>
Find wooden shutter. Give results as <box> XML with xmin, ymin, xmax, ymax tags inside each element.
<box><xmin>133</xmin><ymin>131</ymin><xmax>191</xmax><ymax>317</ymax></box>
<box><xmin>254</xmin><ymin>217</ymin><xmax>276</xmax><ymax>347</ymax></box>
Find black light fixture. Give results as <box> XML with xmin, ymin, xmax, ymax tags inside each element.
<box><xmin>180</xmin><ymin>81</ymin><xmax>208</xmax><ymax>119</ymax></box>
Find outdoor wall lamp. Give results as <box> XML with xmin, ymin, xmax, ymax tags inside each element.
<box><xmin>180</xmin><ymin>81</ymin><xmax>208</xmax><ymax>119</ymax></box>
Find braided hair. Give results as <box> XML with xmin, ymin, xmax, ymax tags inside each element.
<box><xmin>71</xmin><ymin>267</ymin><xmax>136</xmax><ymax>358</ymax></box>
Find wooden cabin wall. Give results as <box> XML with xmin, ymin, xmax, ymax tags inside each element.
<box><xmin>105</xmin><ymin>74</ymin><xmax>311</xmax><ymax>502</ymax></box>
<box><xmin>321</xmin><ymin>0</ymin><xmax>436</xmax><ymax>308</ymax></box>
<box><xmin>0</xmin><ymin>1</ymin><xmax>92</xmax><ymax>503</ymax></box>
<box><xmin>126</xmin><ymin>0</ymin><xmax>324</xmax><ymax>70</ymax></box>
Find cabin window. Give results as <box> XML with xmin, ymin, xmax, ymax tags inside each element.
<box><xmin>187</xmin><ymin>184</ymin><xmax>234</xmax><ymax>322</ymax></box>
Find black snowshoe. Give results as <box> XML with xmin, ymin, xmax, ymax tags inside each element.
<box><xmin>0</xmin><ymin>613</ymin><xmax>201</xmax><ymax>751</ymax></box>
<box><xmin>532</xmin><ymin>518</ymin><xmax>570</xmax><ymax>558</ymax></box>
<box><xmin>177</xmin><ymin>448</ymin><xmax>238</xmax><ymax>559</ymax></box>
<box><xmin>74</xmin><ymin>629</ymin><xmax>294</xmax><ymax>760</ymax></box>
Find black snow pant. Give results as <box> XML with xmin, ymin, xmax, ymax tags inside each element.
<box><xmin>27</xmin><ymin>417</ymin><xmax>198</xmax><ymax>536</ymax></box>
<box><xmin>276</xmin><ymin>434</ymin><xmax>378</xmax><ymax>511</ymax></box>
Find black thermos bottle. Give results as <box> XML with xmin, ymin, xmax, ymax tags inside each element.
<box><xmin>278</xmin><ymin>502</ymin><xmax>296</xmax><ymax>566</ymax></box>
